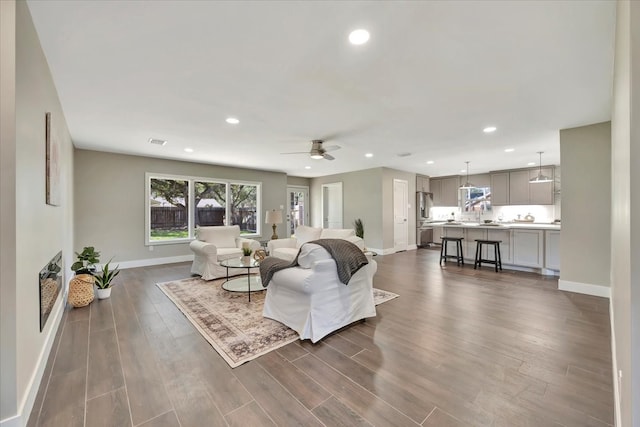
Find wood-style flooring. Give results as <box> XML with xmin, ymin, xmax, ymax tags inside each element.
<box><xmin>28</xmin><ymin>248</ymin><xmax>614</xmax><ymax>426</ymax></box>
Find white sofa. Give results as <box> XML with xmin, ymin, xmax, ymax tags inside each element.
<box><xmin>262</xmin><ymin>242</ymin><xmax>377</xmax><ymax>343</ymax></box>
<box><xmin>189</xmin><ymin>225</ymin><xmax>261</xmax><ymax>280</ymax></box>
<box><xmin>267</xmin><ymin>225</ymin><xmax>364</xmax><ymax>262</ymax></box>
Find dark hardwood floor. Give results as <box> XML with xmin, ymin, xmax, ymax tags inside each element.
<box><xmin>28</xmin><ymin>248</ymin><xmax>614</xmax><ymax>426</ymax></box>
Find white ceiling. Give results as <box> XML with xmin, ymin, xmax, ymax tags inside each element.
<box><xmin>27</xmin><ymin>0</ymin><xmax>615</xmax><ymax>178</ymax></box>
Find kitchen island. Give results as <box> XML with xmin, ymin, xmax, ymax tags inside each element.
<box><xmin>427</xmin><ymin>222</ymin><xmax>560</xmax><ymax>275</ymax></box>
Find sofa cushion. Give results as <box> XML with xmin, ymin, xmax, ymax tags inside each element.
<box><xmin>197</xmin><ymin>226</ymin><xmax>238</xmax><ymax>248</ymax></box>
<box><xmin>294</xmin><ymin>225</ymin><xmax>322</xmax><ymax>247</ymax></box>
<box><xmin>320</xmin><ymin>228</ymin><xmax>355</xmax><ymax>239</ymax></box>
<box><xmin>297</xmin><ymin>243</ymin><xmax>333</xmax><ymax>269</ymax></box>
<box><xmin>217</xmin><ymin>248</ymin><xmax>243</xmax><ymax>261</ymax></box>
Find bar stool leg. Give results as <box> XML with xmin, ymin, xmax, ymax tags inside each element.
<box><xmin>497</xmin><ymin>243</ymin><xmax>503</xmax><ymax>271</ymax></box>
<box><xmin>439</xmin><ymin>239</ymin><xmax>445</xmax><ymax>266</ymax></box>
<box><xmin>474</xmin><ymin>241</ymin><xmax>479</xmax><ymax>269</ymax></box>
<box><xmin>493</xmin><ymin>243</ymin><xmax>499</xmax><ymax>272</ymax></box>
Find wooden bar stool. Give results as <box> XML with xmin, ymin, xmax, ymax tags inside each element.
<box><xmin>440</xmin><ymin>237</ymin><xmax>464</xmax><ymax>266</ymax></box>
<box><xmin>474</xmin><ymin>240</ymin><xmax>503</xmax><ymax>272</ymax></box>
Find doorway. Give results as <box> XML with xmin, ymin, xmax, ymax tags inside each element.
<box><xmin>322</xmin><ymin>182</ymin><xmax>343</xmax><ymax>229</ymax></box>
<box><xmin>393</xmin><ymin>179</ymin><xmax>409</xmax><ymax>252</ymax></box>
<box><xmin>286</xmin><ymin>186</ymin><xmax>309</xmax><ymax>238</ymax></box>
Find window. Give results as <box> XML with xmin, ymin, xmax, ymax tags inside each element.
<box><xmin>460</xmin><ymin>186</ymin><xmax>492</xmax><ymax>212</ymax></box>
<box><xmin>146</xmin><ymin>173</ymin><xmax>261</xmax><ymax>244</ymax></box>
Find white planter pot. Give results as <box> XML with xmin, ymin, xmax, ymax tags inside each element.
<box><xmin>96</xmin><ymin>287</ymin><xmax>112</xmax><ymax>299</ymax></box>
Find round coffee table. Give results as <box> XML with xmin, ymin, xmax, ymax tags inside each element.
<box><xmin>219</xmin><ymin>257</ymin><xmax>266</xmax><ymax>302</ymax></box>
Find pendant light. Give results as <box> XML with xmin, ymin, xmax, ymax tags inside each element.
<box><xmin>529</xmin><ymin>151</ymin><xmax>553</xmax><ymax>183</ymax></box>
<box><xmin>459</xmin><ymin>161</ymin><xmax>475</xmax><ymax>189</ymax></box>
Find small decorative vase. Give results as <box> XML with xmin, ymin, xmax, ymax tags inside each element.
<box><xmin>68</xmin><ymin>274</ymin><xmax>95</xmax><ymax>307</ymax></box>
<box><xmin>241</xmin><ymin>255</ymin><xmax>252</xmax><ymax>264</ymax></box>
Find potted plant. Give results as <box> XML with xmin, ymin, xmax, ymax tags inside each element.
<box><xmin>68</xmin><ymin>246</ymin><xmax>100</xmax><ymax>307</ymax></box>
<box><xmin>71</xmin><ymin>246</ymin><xmax>100</xmax><ymax>275</ymax></box>
<box><xmin>94</xmin><ymin>260</ymin><xmax>120</xmax><ymax>299</ymax></box>
<box><xmin>241</xmin><ymin>243</ymin><xmax>253</xmax><ymax>263</ymax></box>
<box><xmin>353</xmin><ymin>218</ymin><xmax>364</xmax><ymax>239</ymax></box>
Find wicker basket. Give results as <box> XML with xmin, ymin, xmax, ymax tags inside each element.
<box><xmin>68</xmin><ymin>274</ymin><xmax>95</xmax><ymax>308</ymax></box>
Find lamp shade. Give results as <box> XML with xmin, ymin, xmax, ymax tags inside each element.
<box><xmin>265</xmin><ymin>209</ymin><xmax>283</xmax><ymax>224</ymax></box>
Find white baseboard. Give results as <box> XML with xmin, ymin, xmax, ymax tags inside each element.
<box><xmin>558</xmin><ymin>279</ymin><xmax>611</xmax><ymax>298</ymax></box>
<box><xmin>609</xmin><ymin>298</ymin><xmax>622</xmax><ymax>427</ymax></box>
<box><xmin>0</xmin><ymin>296</ymin><xmax>65</xmax><ymax>427</ymax></box>
<box><xmin>117</xmin><ymin>254</ymin><xmax>194</xmax><ymax>270</ymax></box>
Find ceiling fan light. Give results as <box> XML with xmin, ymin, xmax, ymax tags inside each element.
<box><xmin>310</xmin><ymin>153</ymin><xmax>324</xmax><ymax>160</ymax></box>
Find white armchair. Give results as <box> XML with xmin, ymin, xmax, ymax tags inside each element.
<box><xmin>189</xmin><ymin>225</ymin><xmax>261</xmax><ymax>280</ymax></box>
<box><xmin>267</xmin><ymin>225</ymin><xmax>364</xmax><ymax>262</ymax></box>
<box><xmin>262</xmin><ymin>243</ymin><xmax>377</xmax><ymax>343</ymax></box>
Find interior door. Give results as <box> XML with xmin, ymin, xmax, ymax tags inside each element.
<box><xmin>286</xmin><ymin>186</ymin><xmax>309</xmax><ymax>237</ymax></box>
<box><xmin>322</xmin><ymin>182</ymin><xmax>343</xmax><ymax>229</ymax></box>
<box><xmin>393</xmin><ymin>179</ymin><xmax>409</xmax><ymax>252</ymax></box>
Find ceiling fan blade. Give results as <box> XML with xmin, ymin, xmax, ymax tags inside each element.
<box><xmin>280</xmin><ymin>151</ymin><xmax>309</xmax><ymax>155</ymax></box>
<box><xmin>323</xmin><ymin>153</ymin><xmax>335</xmax><ymax>160</ymax></box>
<box><xmin>322</xmin><ymin>145</ymin><xmax>340</xmax><ymax>152</ymax></box>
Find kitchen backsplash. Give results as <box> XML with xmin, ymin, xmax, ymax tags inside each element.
<box><xmin>431</xmin><ymin>204</ymin><xmax>559</xmax><ymax>223</ymax></box>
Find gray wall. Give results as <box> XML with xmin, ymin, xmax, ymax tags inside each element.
<box><xmin>1</xmin><ymin>0</ymin><xmax>75</xmax><ymax>422</ymax></box>
<box><xmin>286</xmin><ymin>176</ymin><xmax>310</xmax><ymax>187</ymax></box>
<box><xmin>75</xmin><ymin>150</ymin><xmax>288</xmax><ymax>264</ymax></box>
<box><xmin>559</xmin><ymin>122</ymin><xmax>611</xmax><ymax>288</ymax></box>
<box><xmin>310</xmin><ymin>168</ymin><xmax>384</xmax><ymax>251</ymax></box>
<box><xmin>611</xmin><ymin>1</ymin><xmax>639</xmax><ymax>425</ymax></box>
<box><xmin>310</xmin><ymin>167</ymin><xmax>417</xmax><ymax>253</ymax></box>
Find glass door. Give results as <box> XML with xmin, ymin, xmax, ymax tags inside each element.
<box><xmin>286</xmin><ymin>186</ymin><xmax>309</xmax><ymax>237</ymax></box>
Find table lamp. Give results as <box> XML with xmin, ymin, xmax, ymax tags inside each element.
<box><xmin>265</xmin><ymin>209</ymin><xmax>283</xmax><ymax>240</ymax></box>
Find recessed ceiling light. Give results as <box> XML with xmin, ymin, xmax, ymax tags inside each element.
<box><xmin>426</xmin><ymin>160</ymin><xmax>434</xmax><ymax>165</ymax></box>
<box><xmin>504</xmin><ymin>148</ymin><xmax>515</xmax><ymax>153</ymax></box>
<box><xmin>184</xmin><ymin>148</ymin><xmax>194</xmax><ymax>153</ymax></box>
<box><xmin>460</xmin><ymin>169</ymin><xmax>467</xmax><ymax>173</ymax></box>
<box><xmin>483</xmin><ymin>126</ymin><xmax>497</xmax><ymax>133</ymax></box>
<box><xmin>149</xmin><ymin>138</ymin><xmax>167</xmax><ymax>146</ymax></box>
<box><xmin>365</xmin><ymin>153</ymin><xmax>373</xmax><ymax>158</ymax></box>
<box><xmin>349</xmin><ymin>29</ymin><xmax>370</xmax><ymax>45</ymax></box>
<box><xmin>225</xmin><ymin>117</ymin><xmax>239</xmax><ymax>124</ymax></box>
<box><xmin>528</xmin><ymin>162</ymin><xmax>536</xmax><ymax>166</ymax></box>
<box><xmin>305</xmin><ymin>166</ymin><xmax>311</xmax><ymax>170</ymax></box>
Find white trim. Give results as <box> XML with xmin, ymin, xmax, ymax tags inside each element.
<box><xmin>558</xmin><ymin>279</ymin><xmax>611</xmax><ymax>298</ymax></box>
<box><xmin>117</xmin><ymin>254</ymin><xmax>194</xmax><ymax>270</ymax></box>
<box><xmin>407</xmin><ymin>244</ymin><xmax>417</xmax><ymax>251</ymax></box>
<box><xmin>1</xmin><ymin>297</ymin><xmax>65</xmax><ymax>427</ymax></box>
<box><xmin>609</xmin><ymin>298</ymin><xmax>621</xmax><ymax>427</ymax></box>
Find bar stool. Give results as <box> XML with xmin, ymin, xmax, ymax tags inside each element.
<box><xmin>440</xmin><ymin>237</ymin><xmax>464</xmax><ymax>266</ymax></box>
<box><xmin>474</xmin><ymin>240</ymin><xmax>503</xmax><ymax>272</ymax></box>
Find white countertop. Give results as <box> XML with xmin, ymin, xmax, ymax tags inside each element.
<box><xmin>424</xmin><ymin>222</ymin><xmax>561</xmax><ymax>230</ymax></box>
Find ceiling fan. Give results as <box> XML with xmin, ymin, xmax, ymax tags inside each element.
<box><xmin>281</xmin><ymin>139</ymin><xmax>341</xmax><ymax>160</ymax></box>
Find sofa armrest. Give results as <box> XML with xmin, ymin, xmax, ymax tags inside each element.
<box><xmin>236</xmin><ymin>237</ymin><xmax>261</xmax><ymax>251</ymax></box>
<box><xmin>189</xmin><ymin>239</ymin><xmax>218</xmax><ymax>255</ymax></box>
<box><xmin>344</xmin><ymin>235</ymin><xmax>365</xmax><ymax>251</ymax></box>
<box><xmin>267</xmin><ymin>238</ymin><xmax>297</xmax><ymax>254</ymax></box>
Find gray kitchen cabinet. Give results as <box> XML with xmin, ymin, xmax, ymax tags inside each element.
<box><xmin>529</xmin><ymin>167</ymin><xmax>554</xmax><ymax>205</ymax></box>
<box><xmin>508</xmin><ymin>170</ymin><xmax>531</xmax><ymax>205</ymax></box>
<box><xmin>490</xmin><ymin>172</ymin><xmax>510</xmax><ymax>205</ymax></box>
<box><xmin>544</xmin><ymin>230</ymin><xmax>560</xmax><ymax>270</ymax></box>
<box><xmin>512</xmin><ymin>229</ymin><xmax>544</xmax><ymax>268</ymax></box>
<box><xmin>487</xmin><ymin>228</ymin><xmax>512</xmax><ymax>264</ymax></box>
<box><xmin>416</xmin><ymin>175</ymin><xmax>430</xmax><ymax>192</ymax></box>
<box><xmin>431</xmin><ymin>176</ymin><xmax>459</xmax><ymax>207</ymax></box>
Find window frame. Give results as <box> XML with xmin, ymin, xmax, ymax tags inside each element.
<box><xmin>145</xmin><ymin>172</ymin><xmax>262</xmax><ymax>246</ymax></box>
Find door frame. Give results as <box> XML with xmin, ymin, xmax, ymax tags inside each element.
<box><xmin>321</xmin><ymin>182</ymin><xmax>343</xmax><ymax>229</ymax></box>
<box><xmin>393</xmin><ymin>178</ymin><xmax>409</xmax><ymax>252</ymax></box>
<box><xmin>286</xmin><ymin>185</ymin><xmax>309</xmax><ymax>238</ymax></box>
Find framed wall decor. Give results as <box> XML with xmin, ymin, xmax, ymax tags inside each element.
<box><xmin>45</xmin><ymin>112</ymin><xmax>61</xmax><ymax>206</ymax></box>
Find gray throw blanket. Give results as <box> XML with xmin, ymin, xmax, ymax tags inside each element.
<box><xmin>259</xmin><ymin>238</ymin><xmax>369</xmax><ymax>287</ymax></box>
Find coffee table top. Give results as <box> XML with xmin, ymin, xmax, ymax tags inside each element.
<box><xmin>220</xmin><ymin>257</ymin><xmax>260</xmax><ymax>268</ymax></box>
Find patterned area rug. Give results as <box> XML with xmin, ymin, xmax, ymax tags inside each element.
<box><xmin>157</xmin><ymin>277</ymin><xmax>399</xmax><ymax>368</ymax></box>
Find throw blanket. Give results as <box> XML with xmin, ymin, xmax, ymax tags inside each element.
<box><xmin>259</xmin><ymin>238</ymin><xmax>369</xmax><ymax>287</ymax></box>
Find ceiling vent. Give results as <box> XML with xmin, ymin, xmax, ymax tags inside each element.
<box><xmin>149</xmin><ymin>138</ymin><xmax>167</xmax><ymax>146</ymax></box>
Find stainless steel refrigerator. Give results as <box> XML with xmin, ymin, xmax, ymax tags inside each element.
<box><xmin>416</xmin><ymin>192</ymin><xmax>434</xmax><ymax>247</ymax></box>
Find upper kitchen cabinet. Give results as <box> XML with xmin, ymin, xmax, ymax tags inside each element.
<box><xmin>416</xmin><ymin>175</ymin><xmax>430</xmax><ymax>192</ymax></box>
<box><xmin>496</xmin><ymin>167</ymin><xmax>554</xmax><ymax>205</ymax></box>
<box><xmin>490</xmin><ymin>172</ymin><xmax>509</xmax><ymax>205</ymax></box>
<box><xmin>431</xmin><ymin>176</ymin><xmax>459</xmax><ymax>206</ymax></box>
<box><xmin>528</xmin><ymin>167</ymin><xmax>554</xmax><ymax>205</ymax></box>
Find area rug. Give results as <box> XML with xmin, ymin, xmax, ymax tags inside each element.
<box><xmin>157</xmin><ymin>277</ymin><xmax>399</xmax><ymax>368</ymax></box>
